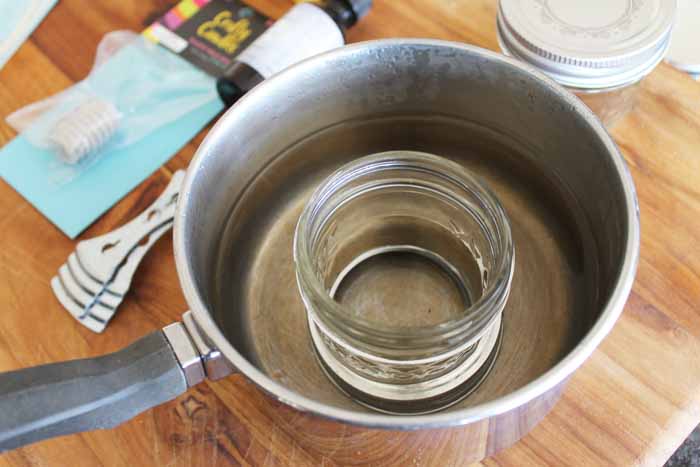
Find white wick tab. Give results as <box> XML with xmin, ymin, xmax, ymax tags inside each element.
<box><xmin>48</xmin><ymin>99</ymin><xmax>122</xmax><ymax>164</ymax></box>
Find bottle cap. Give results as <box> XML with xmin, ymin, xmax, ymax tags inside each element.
<box><xmin>347</xmin><ymin>0</ymin><xmax>372</xmax><ymax>20</ymax></box>
<box><xmin>216</xmin><ymin>78</ymin><xmax>246</xmax><ymax>108</ymax></box>
<box><xmin>497</xmin><ymin>0</ymin><xmax>676</xmax><ymax>90</ymax></box>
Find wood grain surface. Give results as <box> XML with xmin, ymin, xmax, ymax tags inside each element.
<box><xmin>1</xmin><ymin>1</ymin><xmax>699</xmax><ymax>465</ymax></box>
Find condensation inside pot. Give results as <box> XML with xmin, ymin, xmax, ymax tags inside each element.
<box><xmin>212</xmin><ymin>115</ymin><xmax>600</xmax><ymax>414</ymax></box>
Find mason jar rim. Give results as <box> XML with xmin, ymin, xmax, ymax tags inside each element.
<box><xmin>293</xmin><ymin>151</ymin><xmax>515</xmax><ymax>353</ymax></box>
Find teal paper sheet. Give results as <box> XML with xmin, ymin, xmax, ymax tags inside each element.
<box><xmin>0</xmin><ymin>43</ymin><xmax>223</xmax><ymax>238</ymax></box>
<box><xmin>0</xmin><ymin>0</ymin><xmax>58</xmax><ymax>70</ymax></box>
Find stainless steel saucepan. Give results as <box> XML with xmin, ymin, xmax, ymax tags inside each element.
<box><xmin>0</xmin><ymin>39</ymin><xmax>639</xmax><ymax>462</ymax></box>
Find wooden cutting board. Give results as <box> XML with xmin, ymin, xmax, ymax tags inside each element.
<box><xmin>0</xmin><ymin>1</ymin><xmax>699</xmax><ymax>465</ymax></box>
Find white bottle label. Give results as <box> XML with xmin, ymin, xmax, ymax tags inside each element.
<box><xmin>236</xmin><ymin>3</ymin><xmax>344</xmax><ymax>79</ymax></box>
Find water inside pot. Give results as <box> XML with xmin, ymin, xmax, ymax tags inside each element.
<box><xmin>212</xmin><ymin>114</ymin><xmax>599</xmax><ymax>413</ymax></box>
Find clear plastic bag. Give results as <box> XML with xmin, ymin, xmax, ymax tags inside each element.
<box><xmin>6</xmin><ymin>30</ymin><xmax>217</xmax><ymax>183</ymax></box>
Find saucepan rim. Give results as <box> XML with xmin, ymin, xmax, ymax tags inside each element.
<box><xmin>173</xmin><ymin>38</ymin><xmax>640</xmax><ymax>430</ymax></box>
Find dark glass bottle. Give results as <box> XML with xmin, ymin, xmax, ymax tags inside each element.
<box><xmin>216</xmin><ymin>0</ymin><xmax>372</xmax><ymax>108</ymax></box>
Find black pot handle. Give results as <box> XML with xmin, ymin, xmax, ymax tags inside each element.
<box><xmin>0</xmin><ymin>330</ymin><xmax>187</xmax><ymax>452</ymax></box>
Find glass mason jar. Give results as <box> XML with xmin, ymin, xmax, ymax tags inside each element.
<box><xmin>665</xmin><ymin>0</ymin><xmax>700</xmax><ymax>81</ymax></box>
<box><xmin>294</xmin><ymin>151</ymin><xmax>514</xmax><ymax>414</ymax></box>
<box><xmin>496</xmin><ymin>0</ymin><xmax>676</xmax><ymax>127</ymax></box>
<box><xmin>569</xmin><ymin>82</ymin><xmax>641</xmax><ymax>129</ymax></box>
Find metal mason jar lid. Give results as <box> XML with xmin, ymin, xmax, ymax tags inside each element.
<box><xmin>665</xmin><ymin>0</ymin><xmax>700</xmax><ymax>76</ymax></box>
<box><xmin>497</xmin><ymin>0</ymin><xmax>677</xmax><ymax>90</ymax></box>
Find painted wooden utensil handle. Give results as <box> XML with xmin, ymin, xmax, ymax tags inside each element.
<box><xmin>0</xmin><ymin>331</ymin><xmax>186</xmax><ymax>452</ymax></box>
